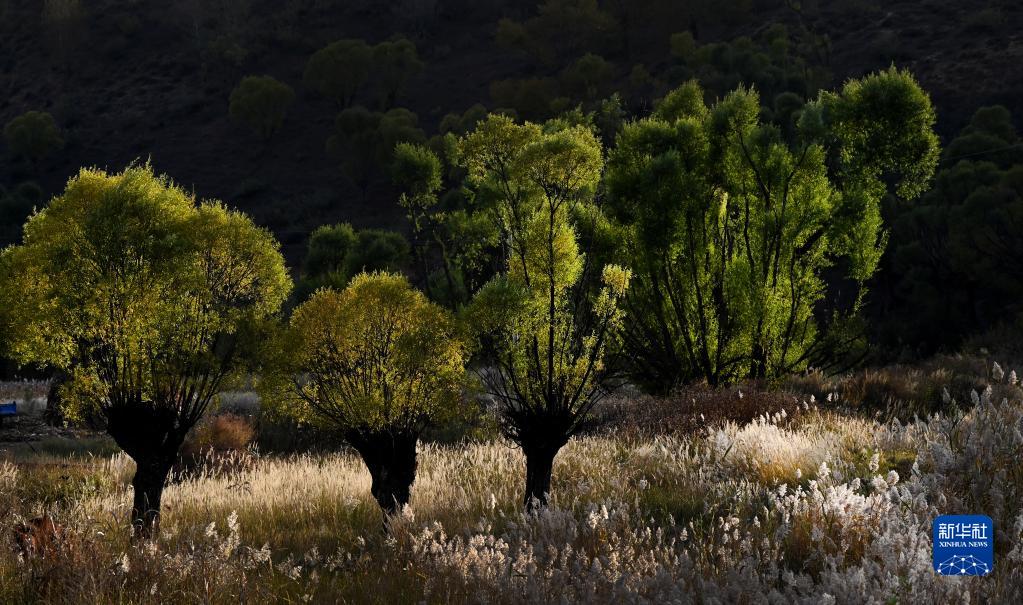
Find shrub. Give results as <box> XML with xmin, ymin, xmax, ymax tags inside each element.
<box><xmin>228</xmin><ymin>75</ymin><xmax>295</xmax><ymax>140</ymax></box>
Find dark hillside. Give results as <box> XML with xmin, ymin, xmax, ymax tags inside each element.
<box><xmin>1</xmin><ymin>0</ymin><xmax>1020</xmax><ymax>260</ymax></box>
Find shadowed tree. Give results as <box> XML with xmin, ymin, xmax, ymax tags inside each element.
<box><xmin>881</xmin><ymin>106</ymin><xmax>1023</xmax><ymax>351</ymax></box>
<box><xmin>263</xmin><ymin>272</ymin><xmax>466</xmax><ymax>516</ymax></box>
<box><xmin>458</xmin><ymin>115</ymin><xmax>631</xmax><ymax>509</ymax></box>
<box><xmin>0</xmin><ymin>165</ymin><xmax>291</xmax><ymax>538</ymax></box>
<box><xmin>392</xmin><ymin>142</ymin><xmax>443</xmax><ymax>294</ymax></box>
<box><xmin>229</xmin><ymin>75</ymin><xmax>295</xmax><ymax>140</ymax></box>
<box><xmin>304</xmin><ymin>39</ymin><xmax>374</xmax><ymax>107</ymax></box>
<box><xmin>372</xmin><ymin>38</ymin><xmax>424</xmax><ymax>108</ymax></box>
<box><xmin>327</xmin><ymin>106</ymin><xmax>425</xmax><ymax>199</ymax></box>
<box><xmin>294</xmin><ymin>223</ymin><xmax>411</xmax><ymax>303</ymax></box>
<box><xmin>3</xmin><ymin>111</ymin><xmax>64</xmax><ymax>164</ymax></box>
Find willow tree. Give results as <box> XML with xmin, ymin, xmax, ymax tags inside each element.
<box><xmin>459</xmin><ymin>115</ymin><xmax>631</xmax><ymax>509</ymax></box>
<box><xmin>263</xmin><ymin>272</ymin><xmax>466</xmax><ymax>515</ymax></box>
<box><xmin>0</xmin><ymin>165</ymin><xmax>291</xmax><ymax>537</ymax></box>
<box><xmin>605</xmin><ymin>69</ymin><xmax>939</xmax><ymax>391</ymax></box>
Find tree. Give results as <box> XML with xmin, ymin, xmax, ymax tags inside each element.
<box><xmin>326</xmin><ymin>106</ymin><xmax>425</xmax><ymax>198</ymax></box>
<box><xmin>494</xmin><ymin>0</ymin><xmax>619</xmax><ymax>67</ymax></box>
<box><xmin>392</xmin><ymin>142</ymin><xmax>443</xmax><ymax>294</ymax></box>
<box><xmin>3</xmin><ymin>111</ymin><xmax>64</xmax><ymax>163</ymax></box>
<box><xmin>295</xmin><ymin>223</ymin><xmax>411</xmax><ymax>303</ymax></box>
<box><xmin>604</xmin><ymin>70</ymin><xmax>938</xmax><ymax>391</ymax></box>
<box><xmin>560</xmin><ymin>53</ymin><xmax>613</xmax><ymax>102</ymax></box>
<box><xmin>304</xmin><ymin>39</ymin><xmax>374</xmax><ymax>107</ymax></box>
<box><xmin>458</xmin><ymin>115</ymin><xmax>631</xmax><ymax>509</ymax></box>
<box><xmin>228</xmin><ymin>75</ymin><xmax>295</xmax><ymax>140</ymax></box>
<box><xmin>373</xmin><ymin>38</ymin><xmax>424</xmax><ymax>108</ymax></box>
<box><xmin>489</xmin><ymin>78</ymin><xmax>559</xmax><ymax>122</ymax></box>
<box><xmin>263</xmin><ymin>272</ymin><xmax>465</xmax><ymax>515</ymax></box>
<box><xmin>879</xmin><ymin>106</ymin><xmax>1023</xmax><ymax>351</ymax></box>
<box><xmin>0</xmin><ymin>165</ymin><xmax>291</xmax><ymax>537</ymax></box>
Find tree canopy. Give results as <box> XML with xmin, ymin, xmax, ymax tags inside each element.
<box><xmin>604</xmin><ymin>69</ymin><xmax>939</xmax><ymax>391</ymax></box>
<box><xmin>0</xmin><ymin>164</ymin><xmax>291</xmax><ymax>535</ymax></box>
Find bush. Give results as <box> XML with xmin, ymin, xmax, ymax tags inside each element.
<box><xmin>228</xmin><ymin>75</ymin><xmax>295</xmax><ymax>140</ymax></box>
<box><xmin>3</xmin><ymin>111</ymin><xmax>63</xmax><ymax>162</ymax></box>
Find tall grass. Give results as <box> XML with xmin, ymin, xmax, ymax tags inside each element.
<box><xmin>1</xmin><ymin>363</ymin><xmax>1022</xmax><ymax>602</ymax></box>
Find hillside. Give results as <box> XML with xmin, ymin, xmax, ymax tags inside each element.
<box><xmin>1</xmin><ymin>0</ymin><xmax>1020</xmax><ymax>261</ymax></box>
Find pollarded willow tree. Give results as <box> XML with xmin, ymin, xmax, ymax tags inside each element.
<box><xmin>459</xmin><ymin>115</ymin><xmax>631</xmax><ymax>509</ymax></box>
<box><xmin>0</xmin><ymin>165</ymin><xmax>292</xmax><ymax>537</ymax></box>
<box><xmin>263</xmin><ymin>272</ymin><xmax>466</xmax><ymax>516</ymax></box>
<box><xmin>604</xmin><ymin>69</ymin><xmax>939</xmax><ymax>392</ymax></box>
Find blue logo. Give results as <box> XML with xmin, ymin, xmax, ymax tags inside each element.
<box><xmin>933</xmin><ymin>515</ymin><xmax>994</xmax><ymax>576</ymax></box>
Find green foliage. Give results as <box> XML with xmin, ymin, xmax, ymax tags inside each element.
<box><xmin>3</xmin><ymin>111</ymin><xmax>63</xmax><ymax>162</ymax></box>
<box><xmin>265</xmin><ymin>272</ymin><xmax>466</xmax><ymax>435</ymax></box>
<box><xmin>326</xmin><ymin>106</ymin><xmax>425</xmax><ymax>194</ymax></box>
<box><xmin>605</xmin><ymin>74</ymin><xmax>939</xmax><ymax>390</ymax></box>
<box><xmin>560</xmin><ymin>53</ymin><xmax>613</xmax><ymax>102</ymax></box>
<box><xmin>392</xmin><ymin>139</ymin><xmax>503</xmax><ymax>307</ymax></box>
<box><xmin>0</xmin><ymin>164</ymin><xmax>291</xmax><ymax>414</ymax></box>
<box><xmin>0</xmin><ymin>164</ymin><xmax>290</xmax><ymax>533</ymax></box>
<box><xmin>439</xmin><ymin>104</ymin><xmax>488</xmax><ymax>136</ymax></box>
<box><xmin>489</xmin><ymin>78</ymin><xmax>559</xmax><ymax>122</ymax></box>
<box><xmin>665</xmin><ymin>25</ymin><xmax>830</xmax><ymax>106</ymax></box>
<box><xmin>229</xmin><ymin>75</ymin><xmax>295</xmax><ymax>140</ymax></box>
<box><xmin>495</xmin><ymin>0</ymin><xmax>619</xmax><ymax>67</ymax></box>
<box><xmin>458</xmin><ymin>114</ymin><xmax>631</xmax><ymax>503</ymax></box>
<box><xmin>295</xmin><ymin>223</ymin><xmax>410</xmax><ymax>302</ymax></box>
<box><xmin>669</xmin><ymin>31</ymin><xmax>696</xmax><ymax>62</ymax></box>
<box><xmin>881</xmin><ymin>106</ymin><xmax>1023</xmax><ymax>351</ymax></box>
<box><xmin>373</xmin><ymin>37</ymin><xmax>424</xmax><ymax>107</ymax></box>
<box><xmin>304</xmin><ymin>39</ymin><xmax>374</xmax><ymax>107</ymax></box>
<box><xmin>820</xmin><ymin>66</ymin><xmax>940</xmax><ymax>199</ymax></box>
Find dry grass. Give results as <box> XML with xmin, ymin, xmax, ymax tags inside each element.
<box><xmin>1</xmin><ymin>359</ymin><xmax>1022</xmax><ymax>602</ymax></box>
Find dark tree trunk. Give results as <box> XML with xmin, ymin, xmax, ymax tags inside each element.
<box><xmin>130</xmin><ymin>458</ymin><xmax>173</xmax><ymax>539</ymax></box>
<box><xmin>106</xmin><ymin>404</ymin><xmax>188</xmax><ymax>540</ymax></box>
<box><xmin>349</xmin><ymin>430</ymin><xmax>419</xmax><ymax>516</ymax></box>
<box><xmin>523</xmin><ymin>445</ymin><xmax>559</xmax><ymax>511</ymax></box>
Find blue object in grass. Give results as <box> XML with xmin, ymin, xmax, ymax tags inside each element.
<box><xmin>0</xmin><ymin>401</ymin><xmax>15</xmax><ymax>416</ymax></box>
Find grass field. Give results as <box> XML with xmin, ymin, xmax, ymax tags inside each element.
<box><xmin>1</xmin><ymin>358</ymin><xmax>1022</xmax><ymax>603</ymax></box>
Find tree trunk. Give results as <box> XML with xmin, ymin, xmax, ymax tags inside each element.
<box><xmin>131</xmin><ymin>458</ymin><xmax>173</xmax><ymax>540</ymax></box>
<box><xmin>523</xmin><ymin>446</ymin><xmax>559</xmax><ymax>511</ymax></box>
<box><xmin>350</xmin><ymin>431</ymin><xmax>419</xmax><ymax>516</ymax></box>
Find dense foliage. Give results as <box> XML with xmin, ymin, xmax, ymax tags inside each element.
<box><xmin>263</xmin><ymin>272</ymin><xmax>465</xmax><ymax>513</ymax></box>
<box><xmin>2</xmin><ymin>111</ymin><xmax>63</xmax><ymax>163</ymax></box>
<box><xmin>228</xmin><ymin>75</ymin><xmax>296</xmax><ymax>140</ymax></box>
<box><xmin>603</xmin><ymin>69</ymin><xmax>939</xmax><ymax>391</ymax></box>
<box><xmin>0</xmin><ymin>164</ymin><xmax>291</xmax><ymax>536</ymax></box>
<box><xmin>458</xmin><ymin>114</ymin><xmax>631</xmax><ymax>507</ymax></box>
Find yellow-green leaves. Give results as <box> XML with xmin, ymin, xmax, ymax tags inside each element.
<box><xmin>0</xmin><ymin>164</ymin><xmax>291</xmax><ymax>420</ymax></box>
<box><xmin>271</xmin><ymin>272</ymin><xmax>466</xmax><ymax>434</ymax></box>
<box><xmin>458</xmin><ymin>112</ymin><xmax>630</xmax><ymax>452</ymax></box>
